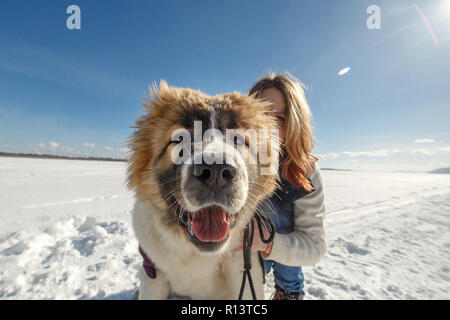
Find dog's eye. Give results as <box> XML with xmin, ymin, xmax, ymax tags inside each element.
<box><xmin>234</xmin><ymin>135</ymin><xmax>243</xmax><ymax>146</ymax></box>
<box><xmin>233</xmin><ymin>134</ymin><xmax>244</xmax><ymax>146</ymax></box>
<box><xmin>170</xmin><ymin>135</ymin><xmax>183</xmax><ymax>145</ymax></box>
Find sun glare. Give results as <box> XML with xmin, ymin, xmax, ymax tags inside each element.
<box><xmin>444</xmin><ymin>0</ymin><xmax>450</xmax><ymax>11</ymax></box>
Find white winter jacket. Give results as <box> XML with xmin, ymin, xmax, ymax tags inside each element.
<box><xmin>263</xmin><ymin>163</ymin><xmax>327</xmax><ymax>266</ymax></box>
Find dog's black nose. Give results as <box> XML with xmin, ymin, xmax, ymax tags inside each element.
<box><xmin>192</xmin><ymin>163</ymin><xmax>237</xmax><ymax>190</ymax></box>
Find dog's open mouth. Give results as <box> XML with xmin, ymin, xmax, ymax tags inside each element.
<box><xmin>180</xmin><ymin>205</ymin><xmax>236</xmax><ymax>249</ymax></box>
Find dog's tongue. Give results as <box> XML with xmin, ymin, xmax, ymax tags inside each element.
<box><xmin>190</xmin><ymin>207</ymin><xmax>230</xmax><ymax>242</ymax></box>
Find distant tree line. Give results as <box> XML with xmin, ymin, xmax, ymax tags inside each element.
<box><xmin>0</xmin><ymin>151</ymin><xmax>127</xmax><ymax>162</ymax></box>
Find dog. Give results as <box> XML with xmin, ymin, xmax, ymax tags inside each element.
<box><xmin>127</xmin><ymin>81</ymin><xmax>279</xmax><ymax>299</ymax></box>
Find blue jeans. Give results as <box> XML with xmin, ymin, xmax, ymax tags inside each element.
<box><xmin>260</xmin><ymin>198</ymin><xmax>305</xmax><ymax>293</ymax></box>
<box><xmin>263</xmin><ymin>260</ymin><xmax>304</xmax><ymax>292</ymax></box>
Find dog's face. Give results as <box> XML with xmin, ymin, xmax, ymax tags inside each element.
<box><xmin>128</xmin><ymin>81</ymin><xmax>278</xmax><ymax>253</ymax></box>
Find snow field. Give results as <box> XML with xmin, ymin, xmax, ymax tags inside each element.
<box><xmin>0</xmin><ymin>157</ymin><xmax>449</xmax><ymax>299</ymax></box>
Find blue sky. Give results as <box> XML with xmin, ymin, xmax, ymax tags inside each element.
<box><xmin>0</xmin><ymin>0</ymin><xmax>449</xmax><ymax>171</ymax></box>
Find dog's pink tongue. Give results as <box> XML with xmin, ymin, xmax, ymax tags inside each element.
<box><xmin>191</xmin><ymin>207</ymin><xmax>230</xmax><ymax>242</ymax></box>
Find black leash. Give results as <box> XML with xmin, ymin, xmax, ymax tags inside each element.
<box><xmin>238</xmin><ymin>215</ymin><xmax>275</xmax><ymax>300</ymax></box>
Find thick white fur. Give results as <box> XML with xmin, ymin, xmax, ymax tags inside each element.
<box><xmin>133</xmin><ymin>200</ymin><xmax>264</xmax><ymax>300</ymax></box>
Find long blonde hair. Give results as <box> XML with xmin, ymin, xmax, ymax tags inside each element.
<box><xmin>249</xmin><ymin>72</ymin><xmax>317</xmax><ymax>191</ymax></box>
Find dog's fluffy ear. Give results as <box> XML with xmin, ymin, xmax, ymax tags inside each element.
<box><xmin>127</xmin><ymin>81</ymin><xmax>170</xmax><ymax>191</ymax></box>
<box><xmin>127</xmin><ymin>79</ymin><xmax>180</xmax><ymax>191</ymax></box>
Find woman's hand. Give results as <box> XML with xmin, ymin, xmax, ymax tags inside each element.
<box><xmin>233</xmin><ymin>217</ymin><xmax>274</xmax><ymax>256</ymax></box>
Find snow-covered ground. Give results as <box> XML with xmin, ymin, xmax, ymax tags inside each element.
<box><xmin>0</xmin><ymin>157</ymin><xmax>449</xmax><ymax>299</ymax></box>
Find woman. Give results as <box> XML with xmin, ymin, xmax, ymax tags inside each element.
<box><xmin>239</xmin><ymin>72</ymin><xmax>327</xmax><ymax>300</ymax></box>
